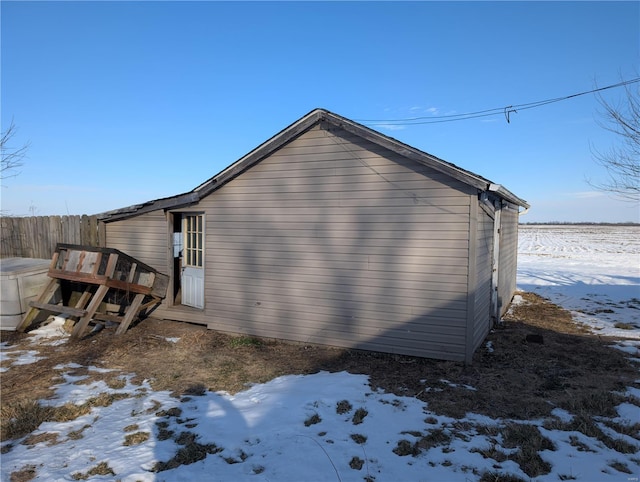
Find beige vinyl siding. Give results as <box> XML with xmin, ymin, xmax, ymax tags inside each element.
<box><xmin>497</xmin><ymin>203</ymin><xmax>520</xmax><ymax>316</ymax></box>
<box><xmin>104</xmin><ymin>210</ymin><xmax>169</xmax><ymax>283</ymax></box>
<box><xmin>199</xmin><ymin>124</ymin><xmax>474</xmax><ymax>360</ymax></box>
<box><xmin>472</xmin><ymin>206</ymin><xmax>494</xmax><ymax>353</ymax></box>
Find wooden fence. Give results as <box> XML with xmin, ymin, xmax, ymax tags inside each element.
<box><xmin>0</xmin><ymin>215</ymin><xmax>105</xmax><ymax>259</ymax></box>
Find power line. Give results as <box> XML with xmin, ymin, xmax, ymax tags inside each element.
<box><xmin>355</xmin><ymin>78</ymin><xmax>640</xmax><ymax>126</ymax></box>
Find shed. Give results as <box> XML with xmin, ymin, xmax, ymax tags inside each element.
<box><xmin>99</xmin><ymin>108</ymin><xmax>529</xmax><ymax>362</ymax></box>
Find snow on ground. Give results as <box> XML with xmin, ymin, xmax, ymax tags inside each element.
<box><xmin>1</xmin><ymin>225</ymin><xmax>639</xmax><ymax>481</ymax></box>
<box><xmin>518</xmin><ymin>224</ymin><xmax>640</xmax><ymax>338</ymax></box>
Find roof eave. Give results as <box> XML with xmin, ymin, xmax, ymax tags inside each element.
<box><xmin>198</xmin><ymin>107</ymin><xmax>519</xmax><ymax>201</ymax></box>
<box><xmin>320</xmin><ymin>109</ymin><xmax>529</xmax><ymax>208</ymax></box>
<box><xmin>97</xmin><ymin>191</ymin><xmax>200</xmax><ymax>222</ymax></box>
<box><xmin>193</xmin><ymin>108</ymin><xmax>326</xmax><ymax>198</ymax></box>
<box><xmin>488</xmin><ymin>183</ymin><xmax>530</xmax><ymax>209</ymax></box>
<box><xmin>100</xmin><ymin>107</ymin><xmax>529</xmax><ymax>221</ymax></box>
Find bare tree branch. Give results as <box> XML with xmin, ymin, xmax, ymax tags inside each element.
<box><xmin>1</xmin><ymin>120</ymin><xmax>29</xmax><ymax>180</ymax></box>
<box><xmin>590</xmin><ymin>79</ymin><xmax>640</xmax><ymax>202</ymax></box>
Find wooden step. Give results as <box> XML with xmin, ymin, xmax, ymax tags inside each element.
<box><xmin>28</xmin><ymin>301</ymin><xmax>87</xmax><ymax>318</ymax></box>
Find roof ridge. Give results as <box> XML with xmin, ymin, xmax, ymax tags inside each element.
<box><xmin>100</xmin><ymin>108</ymin><xmax>527</xmax><ymax>222</ymax></box>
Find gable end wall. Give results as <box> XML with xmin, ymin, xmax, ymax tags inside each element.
<box><xmin>198</xmin><ymin>124</ymin><xmax>475</xmax><ymax>361</ymax></box>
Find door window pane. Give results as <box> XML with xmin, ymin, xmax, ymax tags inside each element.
<box><xmin>184</xmin><ymin>214</ymin><xmax>204</xmax><ymax>267</ymax></box>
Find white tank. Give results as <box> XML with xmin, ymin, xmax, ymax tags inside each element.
<box><xmin>0</xmin><ymin>257</ymin><xmax>51</xmax><ymax>330</ymax></box>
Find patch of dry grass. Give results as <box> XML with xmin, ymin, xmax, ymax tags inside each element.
<box><xmin>1</xmin><ymin>392</ymin><xmax>130</xmax><ymax>443</ymax></box>
<box><xmin>8</xmin><ymin>464</ymin><xmax>37</xmax><ymax>482</ymax></box>
<box><xmin>304</xmin><ymin>413</ymin><xmax>321</xmax><ymax>427</ymax></box>
<box><xmin>387</xmin><ymin>292</ymin><xmax>639</xmax><ymax>422</ymax></box>
<box><xmin>7</xmin><ymin>292</ymin><xmax>633</xmax><ymax>425</ymax></box>
<box><xmin>22</xmin><ymin>431</ymin><xmax>60</xmax><ymax>446</ymax></box>
<box><xmin>471</xmin><ymin>444</ymin><xmax>509</xmax><ymax>462</ymax></box>
<box><xmin>543</xmin><ymin>414</ymin><xmax>638</xmax><ymax>455</ymax></box>
<box><xmin>392</xmin><ymin>439</ymin><xmax>419</xmax><ymax>457</ymax></box>
<box><xmin>351</xmin><ymin>407</ymin><xmax>368</xmax><ymax>425</ymax></box>
<box><xmin>349</xmin><ymin>456</ymin><xmax>364</xmax><ymax>470</ymax></box>
<box><xmin>152</xmin><ymin>431</ymin><xmax>223</xmax><ymax>472</ymax></box>
<box><xmin>123</xmin><ymin>431</ymin><xmax>150</xmax><ymax>446</ymax></box>
<box><xmin>603</xmin><ymin>420</ymin><xmax>640</xmax><ymax>440</ymax></box>
<box><xmin>478</xmin><ymin>472</ymin><xmax>528</xmax><ymax>482</ymax></box>
<box><xmin>415</xmin><ymin>428</ymin><xmax>452</xmax><ymax>451</ymax></box>
<box><xmin>608</xmin><ymin>460</ymin><xmax>632</xmax><ymax>473</ymax></box>
<box><xmin>502</xmin><ymin>423</ymin><xmax>555</xmax><ymax>477</ymax></box>
<box><xmin>1</xmin><ymin>399</ymin><xmax>55</xmax><ymax>441</ymax></box>
<box><xmin>336</xmin><ymin>400</ymin><xmax>352</xmax><ymax>414</ymax></box>
<box><xmin>2</xmin><ymin>291</ymin><xmax>639</xmax><ymax>475</ymax></box>
<box><xmin>67</xmin><ymin>425</ymin><xmax>91</xmax><ymax>441</ymax></box>
<box><xmin>471</xmin><ymin>423</ymin><xmax>557</xmax><ymax>477</ymax></box>
<box><xmin>71</xmin><ymin>461</ymin><xmax>114</xmax><ymax>480</ymax></box>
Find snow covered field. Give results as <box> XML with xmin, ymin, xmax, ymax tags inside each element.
<box><xmin>518</xmin><ymin>224</ymin><xmax>640</xmax><ymax>338</ymax></box>
<box><xmin>1</xmin><ymin>225</ymin><xmax>639</xmax><ymax>482</ymax></box>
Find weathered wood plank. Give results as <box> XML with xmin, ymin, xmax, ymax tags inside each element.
<box><xmin>105</xmin><ymin>279</ymin><xmax>154</xmax><ymax>295</ymax></box>
<box><xmin>74</xmin><ymin>288</ymin><xmax>93</xmax><ymax>310</ymax></box>
<box><xmin>71</xmin><ymin>284</ymin><xmax>109</xmax><ymax>339</ymax></box>
<box><xmin>92</xmin><ymin>313</ymin><xmax>124</xmax><ymax>323</ymax></box>
<box><xmin>115</xmin><ymin>293</ymin><xmax>145</xmax><ymax>335</ymax></box>
<box><xmin>28</xmin><ymin>301</ymin><xmax>87</xmax><ymax>318</ymax></box>
<box><xmin>16</xmin><ymin>278</ymin><xmax>61</xmax><ymax>331</ymax></box>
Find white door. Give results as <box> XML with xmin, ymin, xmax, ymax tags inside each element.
<box><xmin>182</xmin><ymin>214</ymin><xmax>204</xmax><ymax>309</ymax></box>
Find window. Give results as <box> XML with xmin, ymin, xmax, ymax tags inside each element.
<box><xmin>184</xmin><ymin>214</ymin><xmax>203</xmax><ymax>268</ymax></box>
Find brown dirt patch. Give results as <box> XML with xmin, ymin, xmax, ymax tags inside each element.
<box><xmin>8</xmin><ymin>465</ymin><xmax>36</xmax><ymax>482</ymax></box>
<box><xmin>2</xmin><ymin>291</ymin><xmax>639</xmax><ymax>442</ymax></box>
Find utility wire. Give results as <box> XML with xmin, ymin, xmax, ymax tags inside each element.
<box><xmin>355</xmin><ymin>78</ymin><xmax>640</xmax><ymax>126</ymax></box>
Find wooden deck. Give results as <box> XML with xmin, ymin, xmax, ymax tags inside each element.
<box><xmin>17</xmin><ymin>243</ymin><xmax>169</xmax><ymax>339</ymax></box>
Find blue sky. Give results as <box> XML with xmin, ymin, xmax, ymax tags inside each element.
<box><xmin>1</xmin><ymin>1</ymin><xmax>638</xmax><ymax>222</ymax></box>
